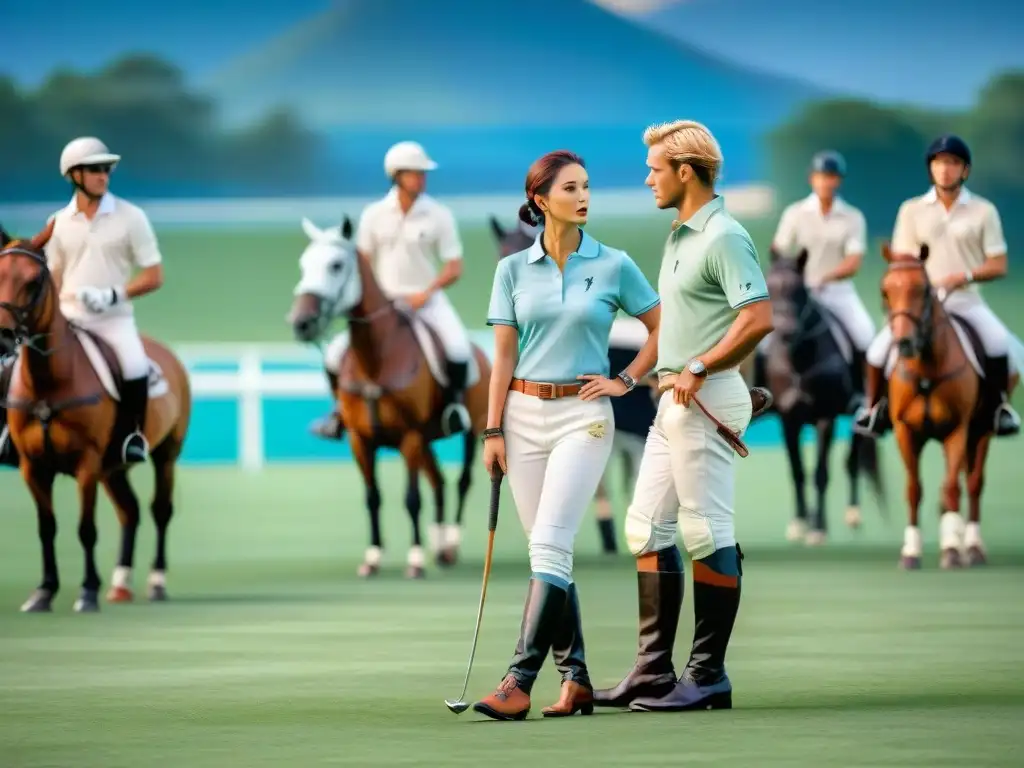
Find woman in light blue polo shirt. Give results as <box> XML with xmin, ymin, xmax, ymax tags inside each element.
<box><xmin>472</xmin><ymin>150</ymin><xmax>661</xmax><ymax>721</ymax></box>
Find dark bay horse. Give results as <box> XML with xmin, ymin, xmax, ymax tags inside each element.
<box><xmin>289</xmin><ymin>216</ymin><xmax>492</xmax><ymax>579</ymax></box>
<box><xmin>762</xmin><ymin>247</ymin><xmax>884</xmax><ymax>545</ymax></box>
<box><xmin>0</xmin><ymin>224</ymin><xmax>191</xmax><ymax>612</ymax></box>
<box><xmin>878</xmin><ymin>243</ymin><xmax>996</xmax><ymax>569</ymax></box>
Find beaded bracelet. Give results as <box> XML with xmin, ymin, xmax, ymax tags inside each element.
<box><xmin>481</xmin><ymin>427</ymin><xmax>503</xmax><ymax>442</ymax></box>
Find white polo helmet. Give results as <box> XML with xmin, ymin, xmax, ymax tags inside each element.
<box><xmin>60</xmin><ymin>137</ymin><xmax>121</xmax><ymax>178</ymax></box>
<box><xmin>383</xmin><ymin>141</ymin><xmax>437</xmax><ymax>178</ymax></box>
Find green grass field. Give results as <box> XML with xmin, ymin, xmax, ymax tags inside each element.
<box><xmin>2</xmin><ymin>442</ymin><xmax>1023</xmax><ymax>767</ymax></box>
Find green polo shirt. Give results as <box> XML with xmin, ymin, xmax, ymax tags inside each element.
<box><xmin>656</xmin><ymin>195</ymin><xmax>769</xmax><ymax>374</ymax></box>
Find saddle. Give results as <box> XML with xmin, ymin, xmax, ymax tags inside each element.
<box><xmin>74</xmin><ymin>327</ymin><xmax>170</xmax><ymax>401</ymax></box>
<box><xmin>393</xmin><ymin>305</ymin><xmax>480</xmax><ymax>389</ymax></box>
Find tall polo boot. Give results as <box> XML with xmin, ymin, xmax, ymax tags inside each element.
<box><xmin>0</xmin><ymin>360</ymin><xmax>18</xmax><ymax>468</ymax></box>
<box><xmin>473</xmin><ymin>576</ymin><xmax>568</xmax><ymax>721</ymax></box>
<box><xmin>630</xmin><ymin>546</ymin><xmax>743</xmax><ymax>712</ymax></box>
<box><xmin>853</xmin><ymin>363</ymin><xmax>890</xmax><ymax>437</ymax></box>
<box><xmin>309</xmin><ymin>370</ymin><xmax>345</xmax><ymax>440</ymax></box>
<box><xmin>985</xmin><ymin>355</ymin><xmax>1021</xmax><ymax>437</ymax></box>
<box><xmin>120</xmin><ymin>377</ymin><xmax>150</xmax><ymax>464</ymax></box>
<box><xmin>593</xmin><ymin>545</ymin><xmax>684</xmax><ymax>707</ymax></box>
<box><xmin>542</xmin><ymin>583</ymin><xmax>594</xmax><ymax>717</ymax></box>
<box><xmin>848</xmin><ymin>349</ymin><xmax>868</xmax><ymax>412</ymax></box>
<box><xmin>440</xmin><ymin>360</ymin><xmax>471</xmax><ymax>436</ymax></box>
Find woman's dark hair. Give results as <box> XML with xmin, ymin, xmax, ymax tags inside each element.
<box><xmin>518</xmin><ymin>150</ymin><xmax>586</xmax><ymax>226</ymax></box>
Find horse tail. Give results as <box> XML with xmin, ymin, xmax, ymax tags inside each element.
<box><xmin>854</xmin><ymin>431</ymin><xmax>888</xmax><ymax>519</ymax></box>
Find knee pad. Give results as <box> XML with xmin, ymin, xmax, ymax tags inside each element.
<box><xmin>625</xmin><ymin>504</ymin><xmax>677</xmax><ymax>556</ymax></box>
<box><xmin>528</xmin><ymin>540</ymin><xmax>573</xmax><ymax>585</ymax></box>
<box><xmin>678</xmin><ymin>505</ymin><xmax>724</xmax><ymax>561</ymax></box>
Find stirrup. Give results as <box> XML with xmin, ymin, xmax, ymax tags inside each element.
<box><xmin>994</xmin><ymin>403</ymin><xmax>1021</xmax><ymax>436</ymax></box>
<box><xmin>441</xmin><ymin>402</ymin><xmax>470</xmax><ymax>436</ymax></box>
<box><xmin>852</xmin><ymin>404</ymin><xmax>882</xmax><ymax>437</ymax></box>
<box><xmin>121</xmin><ymin>431</ymin><xmax>150</xmax><ymax>463</ymax></box>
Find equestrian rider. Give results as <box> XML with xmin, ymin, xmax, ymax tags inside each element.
<box><xmin>310</xmin><ymin>141</ymin><xmax>473</xmax><ymax>438</ymax></box>
<box><xmin>472</xmin><ymin>150</ymin><xmax>661</xmax><ymax>721</ymax></box>
<box><xmin>595</xmin><ymin>120</ymin><xmax>774</xmax><ymax>713</ymax></box>
<box><xmin>4</xmin><ymin>137</ymin><xmax>163</xmax><ymax>465</ymax></box>
<box><xmin>854</xmin><ymin>134</ymin><xmax>1020</xmax><ymax>438</ymax></box>
<box><xmin>770</xmin><ymin>150</ymin><xmax>874</xmax><ymax>406</ymax></box>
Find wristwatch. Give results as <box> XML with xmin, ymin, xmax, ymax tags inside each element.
<box><xmin>617</xmin><ymin>371</ymin><xmax>637</xmax><ymax>392</ymax></box>
<box><xmin>687</xmin><ymin>358</ymin><xmax>708</xmax><ymax>378</ymax></box>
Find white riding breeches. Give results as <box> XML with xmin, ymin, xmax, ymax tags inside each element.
<box><xmin>625</xmin><ymin>371</ymin><xmax>752</xmax><ymax>560</ymax></box>
<box><xmin>600</xmin><ymin>430</ymin><xmax>647</xmax><ymax>492</ymax></box>
<box><xmin>812</xmin><ymin>281</ymin><xmax>876</xmax><ymax>351</ymax></box>
<box><xmin>503</xmin><ymin>390</ymin><xmax>615</xmax><ymax>583</ymax></box>
<box><xmin>77</xmin><ymin>314</ymin><xmax>149</xmax><ymax>380</ymax></box>
<box><xmin>866</xmin><ymin>292</ymin><xmax>1015</xmax><ymax>372</ymax></box>
<box><xmin>322</xmin><ymin>291</ymin><xmax>471</xmax><ymax>375</ymax></box>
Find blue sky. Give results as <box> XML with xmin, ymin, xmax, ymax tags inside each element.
<box><xmin>3</xmin><ymin>0</ymin><xmax>1021</xmax><ymax>108</ymax></box>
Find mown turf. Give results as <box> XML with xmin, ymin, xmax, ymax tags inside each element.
<box><xmin>1</xmin><ymin>440</ymin><xmax>1022</xmax><ymax>767</ymax></box>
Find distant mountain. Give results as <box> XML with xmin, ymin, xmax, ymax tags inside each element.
<box><xmin>629</xmin><ymin>0</ymin><xmax>1024</xmax><ymax>109</ymax></box>
<box><xmin>203</xmin><ymin>0</ymin><xmax>822</xmax><ymax>131</ymax></box>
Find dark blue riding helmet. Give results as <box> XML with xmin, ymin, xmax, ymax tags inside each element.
<box><xmin>926</xmin><ymin>134</ymin><xmax>971</xmax><ymax>166</ymax></box>
<box><xmin>811</xmin><ymin>150</ymin><xmax>846</xmax><ymax>177</ymax></box>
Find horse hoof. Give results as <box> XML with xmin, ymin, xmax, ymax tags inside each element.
<box><xmin>74</xmin><ymin>590</ymin><xmax>100</xmax><ymax>613</ymax></box>
<box><xmin>804</xmin><ymin>530</ymin><xmax>827</xmax><ymax>547</ymax></box>
<box><xmin>965</xmin><ymin>546</ymin><xmax>987</xmax><ymax>567</ymax></box>
<box><xmin>436</xmin><ymin>548</ymin><xmax>458</xmax><ymax>567</ymax></box>
<box><xmin>357</xmin><ymin>562</ymin><xmax>379</xmax><ymax>579</ymax></box>
<box><xmin>939</xmin><ymin>548</ymin><xmax>963</xmax><ymax>570</ymax></box>
<box><xmin>106</xmin><ymin>586</ymin><xmax>134</xmax><ymax>603</ymax></box>
<box><xmin>20</xmin><ymin>589</ymin><xmax>54</xmax><ymax>613</ymax></box>
<box><xmin>148</xmin><ymin>584</ymin><xmax>169</xmax><ymax>602</ymax></box>
<box><xmin>844</xmin><ymin>506</ymin><xmax>862</xmax><ymax>529</ymax></box>
<box><xmin>900</xmin><ymin>555</ymin><xmax>922</xmax><ymax>570</ymax></box>
<box><xmin>785</xmin><ymin>520</ymin><xmax>807</xmax><ymax>542</ymax></box>
<box><xmin>405</xmin><ymin>564</ymin><xmax>426</xmax><ymax>580</ymax></box>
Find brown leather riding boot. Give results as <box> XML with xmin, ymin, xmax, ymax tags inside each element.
<box><xmin>542</xmin><ymin>583</ymin><xmax>594</xmax><ymax>717</ymax></box>
<box><xmin>593</xmin><ymin>546</ymin><xmax>684</xmax><ymax>707</ymax></box>
<box><xmin>473</xmin><ymin>577</ymin><xmax>568</xmax><ymax>721</ymax></box>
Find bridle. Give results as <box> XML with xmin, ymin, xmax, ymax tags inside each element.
<box><xmin>884</xmin><ymin>259</ymin><xmax>942</xmax><ymax>360</ymax></box>
<box><xmin>0</xmin><ymin>245</ymin><xmax>57</xmax><ymax>357</ymax></box>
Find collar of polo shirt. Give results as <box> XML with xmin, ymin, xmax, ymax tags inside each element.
<box><xmin>69</xmin><ymin>193</ymin><xmax>116</xmax><ymax>217</ymax></box>
<box><xmin>384</xmin><ymin>186</ymin><xmax>426</xmax><ymax>214</ymax></box>
<box><xmin>799</xmin><ymin>193</ymin><xmax>851</xmax><ymax>213</ymax></box>
<box><xmin>526</xmin><ymin>229</ymin><xmax>600</xmax><ymax>263</ymax></box>
<box><xmin>672</xmin><ymin>194</ymin><xmax>725</xmax><ymax>233</ymax></box>
<box><xmin>923</xmin><ymin>186</ymin><xmax>972</xmax><ymax>206</ymax></box>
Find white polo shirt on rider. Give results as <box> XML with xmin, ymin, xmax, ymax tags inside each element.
<box><xmin>891</xmin><ymin>186</ymin><xmax>1007</xmax><ymax>296</ymax></box>
<box><xmin>772</xmin><ymin>194</ymin><xmax>867</xmax><ymax>289</ymax></box>
<box><xmin>355</xmin><ymin>188</ymin><xmax>462</xmax><ymax>297</ymax></box>
<box><xmin>45</xmin><ymin>193</ymin><xmax>162</xmax><ymax>321</ymax></box>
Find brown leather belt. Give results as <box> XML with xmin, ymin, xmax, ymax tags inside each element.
<box><xmin>510</xmin><ymin>378</ymin><xmax>583</xmax><ymax>400</ymax></box>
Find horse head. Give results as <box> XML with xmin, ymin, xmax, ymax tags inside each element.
<box><xmin>488</xmin><ymin>214</ymin><xmax>537</xmax><ymax>261</ymax></box>
<box><xmin>0</xmin><ymin>222</ymin><xmax>57</xmax><ymax>357</ymax></box>
<box><xmin>765</xmin><ymin>247</ymin><xmax>812</xmax><ymax>343</ymax></box>
<box><xmin>288</xmin><ymin>214</ymin><xmax>362</xmax><ymax>343</ymax></box>
<box><xmin>881</xmin><ymin>242</ymin><xmax>934</xmax><ymax>360</ymax></box>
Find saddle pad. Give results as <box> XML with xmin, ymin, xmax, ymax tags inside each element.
<box><xmin>817</xmin><ymin>307</ymin><xmax>853</xmax><ymax>364</ymax></box>
<box><xmin>76</xmin><ymin>330</ymin><xmax>170</xmax><ymax>401</ymax></box>
<box><xmin>883</xmin><ymin>316</ymin><xmax>984</xmax><ymax>379</ymax></box>
<box><xmin>409</xmin><ymin>317</ymin><xmax>480</xmax><ymax>389</ymax></box>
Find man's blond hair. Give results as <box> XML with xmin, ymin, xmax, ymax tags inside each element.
<box><xmin>643</xmin><ymin>120</ymin><xmax>723</xmax><ymax>185</ymax></box>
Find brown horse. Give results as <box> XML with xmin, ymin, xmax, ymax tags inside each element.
<box><xmin>288</xmin><ymin>216</ymin><xmax>491</xmax><ymax>579</ymax></box>
<box><xmin>878</xmin><ymin>243</ymin><xmax>995</xmax><ymax>569</ymax></box>
<box><xmin>0</xmin><ymin>224</ymin><xmax>191</xmax><ymax>612</ymax></box>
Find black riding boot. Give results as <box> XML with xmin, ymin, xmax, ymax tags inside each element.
<box><xmin>310</xmin><ymin>370</ymin><xmax>345</xmax><ymax>440</ymax></box>
<box><xmin>593</xmin><ymin>545</ymin><xmax>684</xmax><ymax>707</ymax></box>
<box><xmin>849</xmin><ymin>349</ymin><xmax>867</xmax><ymax>411</ymax></box>
<box><xmin>441</xmin><ymin>360</ymin><xmax>470</xmax><ymax>435</ymax></box>
<box><xmin>985</xmin><ymin>355</ymin><xmax>1020</xmax><ymax>437</ymax></box>
<box><xmin>473</xmin><ymin>577</ymin><xmax>568</xmax><ymax>720</ymax></box>
<box><xmin>630</xmin><ymin>546</ymin><xmax>742</xmax><ymax>712</ymax></box>
<box><xmin>0</xmin><ymin>360</ymin><xmax>17</xmax><ymax>467</ymax></box>
<box><xmin>120</xmin><ymin>376</ymin><xmax>150</xmax><ymax>464</ymax></box>
<box><xmin>854</xmin><ymin>363</ymin><xmax>890</xmax><ymax>437</ymax></box>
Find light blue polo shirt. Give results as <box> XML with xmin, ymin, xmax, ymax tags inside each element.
<box><xmin>487</xmin><ymin>230</ymin><xmax>660</xmax><ymax>384</ymax></box>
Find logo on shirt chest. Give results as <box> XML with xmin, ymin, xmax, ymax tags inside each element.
<box><xmin>584</xmin><ymin>276</ymin><xmax>594</xmax><ymax>292</ymax></box>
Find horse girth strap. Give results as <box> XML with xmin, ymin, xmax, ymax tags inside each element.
<box><xmin>1</xmin><ymin>393</ymin><xmax>103</xmax><ymax>422</ymax></box>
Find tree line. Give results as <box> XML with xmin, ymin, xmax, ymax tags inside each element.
<box><xmin>0</xmin><ymin>55</ymin><xmax>324</xmax><ymax>202</ymax></box>
<box><xmin>765</xmin><ymin>70</ymin><xmax>1024</xmax><ymax>244</ymax></box>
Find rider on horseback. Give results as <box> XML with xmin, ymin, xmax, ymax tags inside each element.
<box><xmin>310</xmin><ymin>141</ymin><xmax>473</xmax><ymax>439</ymax></box>
<box><xmin>766</xmin><ymin>150</ymin><xmax>875</xmax><ymax>409</ymax></box>
<box><xmin>854</xmin><ymin>134</ymin><xmax>1021</xmax><ymax>438</ymax></box>
<box><xmin>0</xmin><ymin>137</ymin><xmax>164</xmax><ymax>467</ymax></box>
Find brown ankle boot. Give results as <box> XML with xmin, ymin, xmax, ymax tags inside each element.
<box><xmin>473</xmin><ymin>674</ymin><xmax>531</xmax><ymax>721</ymax></box>
<box><xmin>542</xmin><ymin>681</ymin><xmax>594</xmax><ymax>717</ymax></box>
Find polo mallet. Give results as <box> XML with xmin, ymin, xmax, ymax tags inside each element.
<box><xmin>444</xmin><ymin>466</ymin><xmax>503</xmax><ymax>715</ymax></box>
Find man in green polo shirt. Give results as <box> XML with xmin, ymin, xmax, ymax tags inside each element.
<box><xmin>594</xmin><ymin>120</ymin><xmax>774</xmax><ymax>713</ymax></box>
